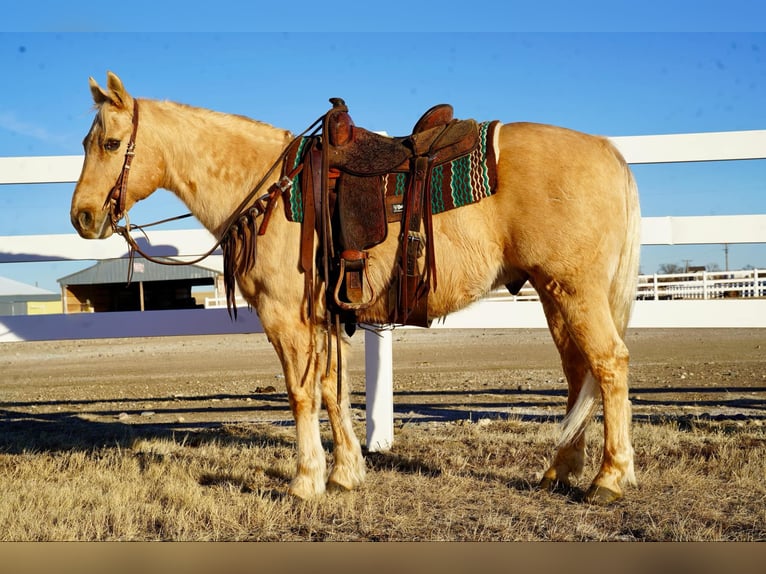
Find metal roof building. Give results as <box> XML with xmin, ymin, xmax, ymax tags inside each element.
<box><xmin>0</xmin><ymin>276</ymin><xmax>61</xmax><ymax>316</ymax></box>
<box><xmin>57</xmin><ymin>257</ymin><xmax>223</xmax><ymax>314</ymax></box>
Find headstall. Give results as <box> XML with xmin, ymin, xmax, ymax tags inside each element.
<box><xmin>103</xmin><ymin>99</ymin><xmax>139</xmax><ymax>226</ymax></box>
<box><xmin>102</xmin><ymin>99</ymin><xmax>323</xmax><ymax>282</ymax></box>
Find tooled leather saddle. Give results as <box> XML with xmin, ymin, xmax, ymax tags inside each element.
<box><xmin>287</xmin><ymin>98</ymin><xmax>485</xmax><ymax>333</ymax></box>
<box><xmin>222</xmin><ymin>98</ymin><xmax>497</xmax><ymax>336</ymax></box>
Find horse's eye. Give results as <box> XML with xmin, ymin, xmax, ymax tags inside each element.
<box><xmin>104</xmin><ymin>139</ymin><xmax>121</xmax><ymax>152</ymax></box>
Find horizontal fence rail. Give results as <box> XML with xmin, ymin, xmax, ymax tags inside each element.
<box><xmin>2</xmin><ymin>128</ymin><xmax>766</xmax><ymax>452</ymax></box>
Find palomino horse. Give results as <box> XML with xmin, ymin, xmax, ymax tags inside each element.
<box><xmin>71</xmin><ymin>72</ymin><xmax>641</xmax><ymax>504</ymax></box>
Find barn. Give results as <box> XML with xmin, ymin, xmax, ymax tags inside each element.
<box><xmin>57</xmin><ymin>257</ymin><xmax>224</xmax><ymax>314</ymax></box>
<box><xmin>0</xmin><ymin>276</ymin><xmax>62</xmax><ymax>316</ymax></box>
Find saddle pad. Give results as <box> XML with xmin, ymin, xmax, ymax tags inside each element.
<box><xmin>283</xmin><ymin>136</ymin><xmax>311</xmax><ymax>223</ymax></box>
<box><xmin>282</xmin><ymin>120</ymin><xmax>500</xmax><ymax>223</ymax></box>
<box><xmin>383</xmin><ymin>120</ymin><xmax>500</xmax><ymax>215</ymax></box>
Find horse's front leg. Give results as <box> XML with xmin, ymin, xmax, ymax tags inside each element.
<box><xmin>269</xmin><ymin>324</ymin><xmax>327</xmax><ymax>499</ymax></box>
<box><xmin>318</xmin><ymin>331</ymin><xmax>366</xmax><ymax>492</ymax></box>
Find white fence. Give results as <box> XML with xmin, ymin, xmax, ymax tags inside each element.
<box><xmin>637</xmin><ymin>269</ymin><xmax>765</xmax><ymax>300</ymax></box>
<box><xmin>428</xmin><ymin>269</ymin><xmax>766</xmax><ymax>304</ymax></box>
<box><xmin>2</xmin><ymin>129</ymin><xmax>766</xmax><ymax>452</ymax></box>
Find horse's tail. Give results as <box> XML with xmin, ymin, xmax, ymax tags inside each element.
<box><xmin>609</xmin><ymin>158</ymin><xmax>641</xmax><ymax>338</ymax></box>
<box><xmin>558</xmin><ymin>151</ymin><xmax>640</xmax><ymax>448</ymax></box>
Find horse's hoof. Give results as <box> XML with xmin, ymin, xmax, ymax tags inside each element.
<box><xmin>538</xmin><ymin>476</ymin><xmax>557</xmax><ymax>491</ymax></box>
<box><xmin>327</xmin><ymin>467</ymin><xmax>365</xmax><ymax>493</ymax></box>
<box><xmin>288</xmin><ymin>477</ymin><xmax>325</xmax><ymax>500</ymax></box>
<box><xmin>326</xmin><ymin>479</ymin><xmax>353</xmax><ymax>493</ymax></box>
<box><xmin>584</xmin><ymin>484</ymin><xmax>622</xmax><ymax>505</ymax></box>
<box><xmin>539</xmin><ymin>476</ymin><xmax>571</xmax><ymax>493</ymax></box>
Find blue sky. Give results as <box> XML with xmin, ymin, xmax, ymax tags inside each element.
<box><xmin>1</xmin><ymin>23</ymin><xmax>765</xmax><ymax>289</ymax></box>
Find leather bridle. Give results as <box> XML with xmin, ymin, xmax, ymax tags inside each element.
<box><xmin>103</xmin><ymin>99</ymin><xmax>139</xmax><ymax>226</ymax></box>
<box><xmin>101</xmin><ymin>98</ymin><xmax>323</xmax><ymax>279</ymax></box>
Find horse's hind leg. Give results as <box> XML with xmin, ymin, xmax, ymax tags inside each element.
<box><xmin>539</xmin><ymin>281</ymin><xmax>635</xmax><ymax>504</ymax></box>
<box><xmin>537</xmin><ymin>292</ymin><xmax>591</xmax><ymax>490</ymax></box>
<box><xmin>319</xmin><ymin>332</ymin><xmax>366</xmax><ymax>492</ymax></box>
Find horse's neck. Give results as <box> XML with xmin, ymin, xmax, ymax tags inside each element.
<box><xmin>143</xmin><ymin>99</ymin><xmax>292</xmax><ymax>236</ymax></box>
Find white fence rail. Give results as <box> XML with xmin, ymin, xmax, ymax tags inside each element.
<box><xmin>2</xmin><ymin>129</ymin><xmax>766</xmax><ymax>452</ymax></box>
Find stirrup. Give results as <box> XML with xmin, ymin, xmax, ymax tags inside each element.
<box><xmin>333</xmin><ymin>251</ymin><xmax>376</xmax><ymax>311</ymax></box>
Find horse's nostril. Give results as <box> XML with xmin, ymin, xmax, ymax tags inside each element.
<box><xmin>77</xmin><ymin>210</ymin><xmax>93</xmax><ymax>230</ymax></box>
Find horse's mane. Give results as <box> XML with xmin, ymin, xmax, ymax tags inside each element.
<box><xmin>154</xmin><ymin>99</ymin><xmax>289</xmax><ymax>139</ymax></box>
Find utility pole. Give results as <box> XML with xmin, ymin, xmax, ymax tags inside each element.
<box><xmin>723</xmin><ymin>243</ymin><xmax>729</xmax><ymax>271</ymax></box>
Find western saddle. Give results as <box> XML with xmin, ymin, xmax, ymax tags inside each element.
<box><xmin>223</xmin><ymin>98</ymin><xmax>486</xmax><ymax>337</ymax></box>
<box><xmin>284</xmin><ymin>98</ymin><xmax>483</xmax><ymax>334</ymax></box>
<box><xmin>296</xmin><ymin>98</ymin><xmax>479</xmax><ymax>333</ymax></box>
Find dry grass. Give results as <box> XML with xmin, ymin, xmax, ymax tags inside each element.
<box><xmin>1</xmin><ymin>415</ymin><xmax>763</xmax><ymax>541</ymax></box>
<box><xmin>2</xmin><ymin>329</ymin><xmax>763</xmax><ymax>542</ymax></box>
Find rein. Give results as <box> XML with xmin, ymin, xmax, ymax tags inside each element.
<box><xmin>104</xmin><ymin>99</ymin><xmax>324</xmax><ymax>281</ymax></box>
<box><xmin>104</xmin><ymin>100</ymin><xmax>344</xmax><ymax>396</ymax></box>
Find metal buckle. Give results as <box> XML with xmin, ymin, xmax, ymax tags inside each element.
<box><xmin>276</xmin><ymin>175</ymin><xmax>293</xmax><ymax>193</ymax></box>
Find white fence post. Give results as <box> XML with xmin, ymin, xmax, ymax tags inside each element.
<box><xmin>703</xmin><ymin>270</ymin><xmax>709</xmax><ymax>300</ymax></box>
<box><xmin>364</xmin><ymin>325</ymin><xmax>394</xmax><ymax>452</ymax></box>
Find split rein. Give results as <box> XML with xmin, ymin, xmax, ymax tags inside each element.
<box><xmin>104</xmin><ymin>99</ymin><xmax>325</xmax><ymax>283</ymax></box>
<box><xmin>104</xmin><ymin>100</ymin><xmax>361</xmax><ymax>396</ymax></box>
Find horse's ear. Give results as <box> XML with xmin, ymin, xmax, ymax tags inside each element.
<box><xmin>89</xmin><ymin>76</ymin><xmax>111</xmax><ymax>106</ymax></box>
<box><xmin>105</xmin><ymin>71</ymin><xmax>132</xmax><ymax>109</ymax></box>
<box><xmin>89</xmin><ymin>72</ymin><xmax>132</xmax><ymax>109</ymax></box>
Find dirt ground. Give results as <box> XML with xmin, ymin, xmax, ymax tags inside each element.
<box><xmin>1</xmin><ymin>327</ymin><xmax>764</xmax><ymax>434</ymax></box>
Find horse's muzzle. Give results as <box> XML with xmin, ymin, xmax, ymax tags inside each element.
<box><xmin>71</xmin><ymin>207</ymin><xmax>112</xmax><ymax>239</ymax></box>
